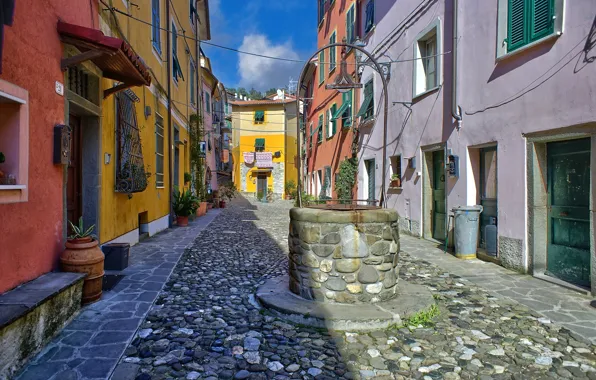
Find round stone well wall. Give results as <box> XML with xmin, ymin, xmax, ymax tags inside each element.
<box><xmin>288</xmin><ymin>207</ymin><xmax>400</xmax><ymax>304</ymax></box>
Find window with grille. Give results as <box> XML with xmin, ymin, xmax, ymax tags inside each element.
<box><xmin>67</xmin><ymin>66</ymin><xmax>99</xmax><ymax>105</ymax></box>
<box><xmin>115</xmin><ymin>91</ymin><xmax>149</xmax><ymax>193</ymax></box>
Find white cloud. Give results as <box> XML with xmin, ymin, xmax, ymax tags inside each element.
<box><xmin>237</xmin><ymin>34</ymin><xmax>302</xmax><ymax>91</ymax></box>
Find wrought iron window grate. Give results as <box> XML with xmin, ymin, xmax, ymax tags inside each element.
<box><xmin>115</xmin><ymin>91</ymin><xmax>149</xmax><ymax>193</ymax></box>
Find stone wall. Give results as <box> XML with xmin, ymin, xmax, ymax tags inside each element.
<box><xmin>288</xmin><ymin>208</ymin><xmax>400</xmax><ymax>304</ymax></box>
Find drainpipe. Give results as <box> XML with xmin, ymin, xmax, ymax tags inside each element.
<box><xmin>166</xmin><ymin>1</ymin><xmax>173</xmax><ymax>227</ymax></box>
<box><xmin>452</xmin><ymin>0</ymin><xmax>462</xmax><ymax>128</ymax></box>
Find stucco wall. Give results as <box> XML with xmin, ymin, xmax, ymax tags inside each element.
<box><xmin>0</xmin><ymin>0</ymin><xmax>98</xmax><ymax>293</ymax></box>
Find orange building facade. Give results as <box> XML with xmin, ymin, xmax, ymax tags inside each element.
<box><xmin>305</xmin><ymin>0</ymin><xmax>359</xmax><ymax>199</ymax></box>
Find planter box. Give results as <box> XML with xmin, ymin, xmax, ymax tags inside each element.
<box><xmin>102</xmin><ymin>243</ymin><xmax>130</xmax><ymax>271</ymax></box>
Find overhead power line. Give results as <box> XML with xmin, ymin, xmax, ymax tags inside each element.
<box><xmin>103</xmin><ymin>6</ymin><xmax>451</xmax><ymax>66</ymax></box>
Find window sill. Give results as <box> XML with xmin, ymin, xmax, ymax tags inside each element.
<box><xmin>156</xmin><ymin>186</ymin><xmax>165</xmax><ymax>189</ymax></box>
<box><xmin>152</xmin><ymin>45</ymin><xmax>163</xmax><ymax>64</ymax></box>
<box><xmin>497</xmin><ymin>32</ymin><xmax>560</xmax><ymax>62</ymax></box>
<box><xmin>0</xmin><ymin>185</ymin><xmax>26</xmax><ymax>190</ymax></box>
<box><xmin>412</xmin><ymin>85</ymin><xmax>441</xmax><ymax>101</ymax></box>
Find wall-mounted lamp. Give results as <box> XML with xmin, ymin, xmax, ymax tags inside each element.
<box><xmin>53</xmin><ymin>124</ymin><xmax>71</xmax><ymax>165</ymax></box>
<box><xmin>104</xmin><ymin>153</ymin><xmax>111</xmax><ymax>165</ymax></box>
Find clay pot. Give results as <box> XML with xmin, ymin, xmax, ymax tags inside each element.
<box><xmin>60</xmin><ymin>237</ymin><xmax>105</xmax><ymax>304</ymax></box>
<box><xmin>219</xmin><ymin>200</ymin><xmax>226</xmax><ymax>208</ymax></box>
<box><xmin>390</xmin><ymin>178</ymin><xmax>401</xmax><ymax>188</ymax></box>
<box><xmin>196</xmin><ymin>202</ymin><xmax>207</xmax><ymax>217</ymax></box>
<box><xmin>177</xmin><ymin>216</ymin><xmax>189</xmax><ymax>226</ymax></box>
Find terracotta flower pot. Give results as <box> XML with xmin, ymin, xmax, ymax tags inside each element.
<box><xmin>177</xmin><ymin>215</ymin><xmax>189</xmax><ymax>227</ymax></box>
<box><xmin>60</xmin><ymin>237</ymin><xmax>105</xmax><ymax>305</ymax></box>
<box><xmin>219</xmin><ymin>200</ymin><xmax>226</xmax><ymax>208</ymax></box>
<box><xmin>196</xmin><ymin>202</ymin><xmax>207</xmax><ymax>217</ymax></box>
<box><xmin>390</xmin><ymin>178</ymin><xmax>401</xmax><ymax>188</ymax></box>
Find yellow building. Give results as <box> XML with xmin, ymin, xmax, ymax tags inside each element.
<box><xmin>231</xmin><ymin>96</ymin><xmax>298</xmax><ymax>200</ymax></box>
<box><xmin>88</xmin><ymin>0</ymin><xmax>210</xmax><ymax>245</ymax></box>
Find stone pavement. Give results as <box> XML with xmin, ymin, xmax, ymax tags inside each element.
<box><xmin>115</xmin><ymin>196</ymin><xmax>596</xmax><ymax>380</ymax></box>
<box><xmin>401</xmin><ymin>236</ymin><xmax>596</xmax><ymax>344</ymax></box>
<box><xmin>15</xmin><ymin>210</ymin><xmax>221</xmax><ymax>380</ymax></box>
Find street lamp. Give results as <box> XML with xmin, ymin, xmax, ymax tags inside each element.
<box><xmin>295</xmin><ymin>41</ymin><xmax>390</xmax><ymax>208</ymax></box>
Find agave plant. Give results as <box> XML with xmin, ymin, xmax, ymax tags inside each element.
<box><xmin>68</xmin><ymin>217</ymin><xmax>96</xmax><ymax>240</ymax></box>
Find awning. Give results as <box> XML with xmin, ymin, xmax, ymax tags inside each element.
<box><xmin>57</xmin><ymin>21</ymin><xmax>151</xmax><ymax>98</ymax></box>
<box><xmin>356</xmin><ymin>94</ymin><xmax>373</xmax><ymax>118</ymax></box>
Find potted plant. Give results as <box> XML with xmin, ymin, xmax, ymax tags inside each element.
<box><xmin>390</xmin><ymin>174</ymin><xmax>401</xmax><ymax>188</ymax></box>
<box><xmin>196</xmin><ymin>194</ymin><xmax>208</xmax><ymax>217</ymax></box>
<box><xmin>219</xmin><ymin>182</ymin><xmax>237</xmax><ymax>208</ymax></box>
<box><xmin>60</xmin><ymin>217</ymin><xmax>104</xmax><ymax>304</ymax></box>
<box><xmin>266</xmin><ymin>187</ymin><xmax>274</xmax><ymax>203</ymax></box>
<box><xmin>173</xmin><ymin>187</ymin><xmax>199</xmax><ymax>226</ymax></box>
<box><xmin>284</xmin><ymin>180</ymin><xmax>296</xmax><ymax>200</ymax></box>
<box><xmin>206</xmin><ymin>193</ymin><xmax>214</xmax><ymax>209</ymax></box>
<box><xmin>184</xmin><ymin>172</ymin><xmax>192</xmax><ymax>186</ymax></box>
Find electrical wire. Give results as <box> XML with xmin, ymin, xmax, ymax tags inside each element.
<box><xmin>102</xmin><ymin>5</ymin><xmax>452</xmax><ymax>66</ymax></box>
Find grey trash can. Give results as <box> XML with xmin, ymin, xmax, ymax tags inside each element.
<box><xmin>452</xmin><ymin>205</ymin><xmax>483</xmax><ymax>259</ymax></box>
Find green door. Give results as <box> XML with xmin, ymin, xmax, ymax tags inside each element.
<box><xmin>547</xmin><ymin>138</ymin><xmax>591</xmax><ymax>288</ymax></box>
<box><xmin>257</xmin><ymin>174</ymin><xmax>268</xmax><ymax>202</ymax></box>
<box><xmin>432</xmin><ymin>150</ymin><xmax>446</xmax><ymax>241</ymax></box>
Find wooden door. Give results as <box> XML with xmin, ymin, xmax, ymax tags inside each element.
<box><xmin>432</xmin><ymin>150</ymin><xmax>446</xmax><ymax>241</ymax></box>
<box><xmin>67</xmin><ymin>115</ymin><xmax>82</xmax><ymax>231</ymax></box>
<box><xmin>547</xmin><ymin>138</ymin><xmax>591</xmax><ymax>288</ymax></box>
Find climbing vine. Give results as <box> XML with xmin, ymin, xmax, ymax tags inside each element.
<box><xmin>335</xmin><ymin>157</ymin><xmax>358</xmax><ymax>203</ymax></box>
<box><xmin>189</xmin><ymin>114</ymin><xmax>206</xmax><ymax>201</ymax></box>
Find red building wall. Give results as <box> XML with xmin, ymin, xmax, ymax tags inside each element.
<box><xmin>0</xmin><ymin>0</ymin><xmax>98</xmax><ymax>293</ymax></box>
<box><xmin>307</xmin><ymin>0</ymin><xmax>359</xmax><ymax>198</ymax></box>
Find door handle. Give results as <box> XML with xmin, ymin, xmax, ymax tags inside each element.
<box><xmin>559</xmin><ymin>211</ymin><xmax>569</xmax><ymax>217</ymax></box>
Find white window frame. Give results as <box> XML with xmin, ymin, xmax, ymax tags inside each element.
<box><xmin>496</xmin><ymin>0</ymin><xmax>565</xmax><ymax>60</ymax></box>
<box><xmin>413</xmin><ymin>19</ymin><xmax>442</xmax><ymax>99</ymax></box>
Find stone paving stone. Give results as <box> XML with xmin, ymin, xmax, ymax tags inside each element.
<box><xmin>116</xmin><ymin>196</ymin><xmax>596</xmax><ymax>380</ymax></box>
<box><xmin>15</xmin><ymin>211</ymin><xmax>222</xmax><ymax>380</ymax></box>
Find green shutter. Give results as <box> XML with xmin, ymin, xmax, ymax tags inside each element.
<box><xmin>346</xmin><ymin>7</ymin><xmax>354</xmax><ymax>44</ymax></box>
<box><xmin>331</xmin><ymin>104</ymin><xmax>337</xmax><ymax>135</ymax></box>
<box><xmin>255</xmin><ymin>138</ymin><xmax>265</xmax><ymax>150</ymax></box>
<box><xmin>507</xmin><ymin>0</ymin><xmax>528</xmax><ymax>52</ymax></box>
<box><xmin>319</xmin><ymin>51</ymin><xmax>325</xmax><ymax>84</ymax></box>
<box><xmin>342</xmin><ymin>90</ymin><xmax>353</xmax><ymax>127</ymax></box>
<box><xmin>530</xmin><ymin>0</ymin><xmax>554</xmax><ymax>41</ymax></box>
<box><xmin>329</xmin><ymin>33</ymin><xmax>336</xmax><ymax>72</ymax></box>
<box><xmin>317</xmin><ymin>115</ymin><xmax>323</xmax><ymax>142</ymax></box>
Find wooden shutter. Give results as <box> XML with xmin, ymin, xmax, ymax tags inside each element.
<box><xmin>319</xmin><ymin>51</ymin><xmax>325</xmax><ymax>83</ymax></box>
<box><xmin>507</xmin><ymin>0</ymin><xmax>528</xmax><ymax>52</ymax></box>
<box><xmin>346</xmin><ymin>7</ymin><xmax>354</xmax><ymax>43</ymax></box>
<box><xmin>530</xmin><ymin>0</ymin><xmax>554</xmax><ymax>42</ymax></box>
<box><xmin>331</xmin><ymin>104</ymin><xmax>337</xmax><ymax>135</ymax></box>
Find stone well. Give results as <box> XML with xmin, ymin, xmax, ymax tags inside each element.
<box><xmin>288</xmin><ymin>207</ymin><xmax>400</xmax><ymax>304</ymax></box>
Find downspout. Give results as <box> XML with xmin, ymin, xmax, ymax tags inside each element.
<box><xmin>166</xmin><ymin>1</ymin><xmax>173</xmax><ymax>227</ymax></box>
<box><xmin>195</xmin><ymin>3</ymin><xmax>204</xmax><ymax>200</ymax></box>
<box><xmin>452</xmin><ymin>0</ymin><xmax>462</xmax><ymax>127</ymax></box>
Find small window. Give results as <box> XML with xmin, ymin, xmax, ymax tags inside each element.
<box><xmin>254</xmin><ymin>110</ymin><xmax>265</xmax><ymax>124</ymax></box>
<box><xmin>318</xmin><ymin>0</ymin><xmax>325</xmax><ymax>25</ymax></box>
<box><xmin>151</xmin><ymin>0</ymin><xmax>161</xmax><ymax>53</ymax></box>
<box><xmin>413</xmin><ymin>20</ymin><xmax>441</xmax><ymax>97</ymax></box>
<box><xmin>155</xmin><ymin>114</ymin><xmax>165</xmax><ymax>187</ymax></box>
<box><xmin>346</xmin><ymin>5</ymin><xmax>356</xmax><ymax>44</ymax></box>
<box><xmin>329</xmin><ymin>32</ymin><xmax>336</xmax><ymax>73</ymax></box>
<box><xmin>255</xmin><ymin>138</ymin><xmax>265</xmax><ymax>152</ymax></box>
<box><xmin>341</xmin><ymin>90</ymin><xmax>352</xmax><ymax>128</ymax></box>
<box><xmin>318</xmin><ymin>51</ymin><xmax>325</xmax><ymax>85</ymax></box>
<box><xmin>328</xmin><ymin>104</ymin><xmax>337</xmax><ymax>138</ymax></box>
<box><xmin>503</xmin><ymin>0</ymin><xmax>557</xmax><ymax>54</ymax></box>
<box><xmin>309</xmin><ymin>123</ymin><xmax>313</xmax><ymax>148</ymax></box>
<box><xmin>322</xmin><ymin>166</ymin><xmax>332</xmax><ymax>198</ymax></box>
<box><xmin>364</xmin><ymin>0</ymin><xmax>375</xmax><ymax>34</ymax></box>
<box><xmin>317</xmin><ymin>114</ymin><xmax>323</xmax><ymax>143</ymax></box>
<box><xmin>390</xmin><ymin>155</ymin><xmax>402</xmax><ymax>187</ymax></box>
<box><xmin>204</xmin><ymin>92</ymin><xmax>210</xmax><ymax>113</ymax></box>
<box><xmin>172</xmin><ymin>22</ymin><xmax>184</xmax><ymax>82</ymax></box>
<box><xmin>356</xmin><ymin>80</ymin><xmax>374</xmax><ymax>120</ymax></box>
<box><xmin>189</xmin><ymin>0</ymin><xmax>196</xmax><ymax>30</ymax></box>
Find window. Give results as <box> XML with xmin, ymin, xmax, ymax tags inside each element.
<box><xmin>328</xmin><ymin>104</ymin><xmax>337</xmax><ymax>138</ymax></box>
<box><xmin>356</xmin><ymin>79</ymin><xmax>374</xmax><ymax>120</ymax></box>
<box><xmin>172</xmin><ymin>22</ymin><xmax>184</xmax><ymax>82</ymax></box>
<box><xmin>255</xmin><ymin>138</ymin><xmax>265</xmax><ymax>152</ymax></box>
<box><xmin>254</xmin><ymin>110</ymin><xmax>265</xmax><ymax>124</ymax></box>
<box><xmin>155</xmin><ymin>113</ymin><xmax>165</xmax><ymax>187</ymax></box>
<box><xmin>317</xmin><ymin>114</ymin><xmax>323</xmax><ymax>143</ymax></box>
<box><xmin>309</xmin><ymin>123</ymin><xmax>313</xmax><ymax>148</ymax></box>
<box><xmin>331</xmin><ymin>89</ymin><xmax>352</xmax><ymax>128</ymax></box>
<box><xmin>151</xmin><ymin>0</ymin><xmax>161</xmax><ymax>53</ymax></box>
<box><xmin>329</xmin><ymin>32</ymin><xmax>336</xmax><ymax>72</ymax></box>
<box><xmin>204</xmin><ymin>91</ymin><xmax>210</xmax><ymax>112</ymax></box>
<box><xmin>390</xmin><ymin>155</ymin><xmax>402</xmax><ymax>185</ymax></box>
<box><xmin>346</xmin><ymin>5</ymin><xmax>356</xmax><ymax>44</ymax></box>
<box><xmin>322</xmin><ymin>166</ymin><xmax>332</xmax><ymax>198</ymax></box>
<box><xmin>189</xmin><ymin>0</ymin><xmax>196</xmax><ymax>30</ymax></box>
<box><xmin>413</xmin><ymin>20</ymin><xmax>441</xmax><ymax>97</ymax></box>
<box><xmin>508</xmin><ymin>0</ymin><xmax>555</xmax><ymax>52</ymax></box>
<box><xmin>318</xmin><ymin>0</ymin><xmax>325</xmax><ymax>25</ymax></box>
<box><xmin>0</xmin><ymin>81</ymin><xmax>29</xmax><ymax>203</ymax></box>
<box><xmin>190</xmin><ymin>58</ymin><xmax>196</xmax><ymax>105</ymax></box>
<box><xmin>318</xmin><ymin>51</ymin><xmax>325</xmax><ymax>84</ymax></box>
<box><xmin>364</xmin><ymin>0</ymin><xmax>375</xmax><ymax>34</ymax></box>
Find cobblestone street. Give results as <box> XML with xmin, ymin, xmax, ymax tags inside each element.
<box><xmin>112</xmin><ymin>196</ymin><xmax>596</xmax><ymax>380</ymax></box>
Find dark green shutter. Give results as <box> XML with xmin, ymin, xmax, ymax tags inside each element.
<box><xmin>346</xmin><ymin>7</ymin><xmax>354</xmax><ymax>44</ymax></box>
<box><xmin>331</xmin><ymin>104</ymin><xmax>337</xmax><ymax>135</ymax></box>
<box><xmin>507</xmin><ymin>0</ymin><xmax>528</xmax><ymax>52</ymax></box>
<box><xmin>530</xmin><ymin>0</ymin><xmax>554</xmax><ymax>41</ymax></box>
<box><xmin>255</xmin><ymin>138</ymin><xmax>265</xmax><ymax>150</ymax></box>
<box><xmin>319</xmin><ymin>51</ymin><xmax>325</xmax><ymax>83</ymax></box>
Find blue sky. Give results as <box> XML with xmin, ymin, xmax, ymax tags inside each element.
<box><xmin>203</xmin><ymin>0</ymin><xmax>317</xmax><ymax>92</ymax></box>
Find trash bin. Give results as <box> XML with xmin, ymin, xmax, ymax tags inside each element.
<box><xmin>452</xmin><ymin>205</ymin><xmax>483</xmax><ymax>260</ymax></box>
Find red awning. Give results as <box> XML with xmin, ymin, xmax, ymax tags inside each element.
<box><xmin>58</xmin><ymin>21</ymin><xmax>151</xmax><ymax>91</ymax></box>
